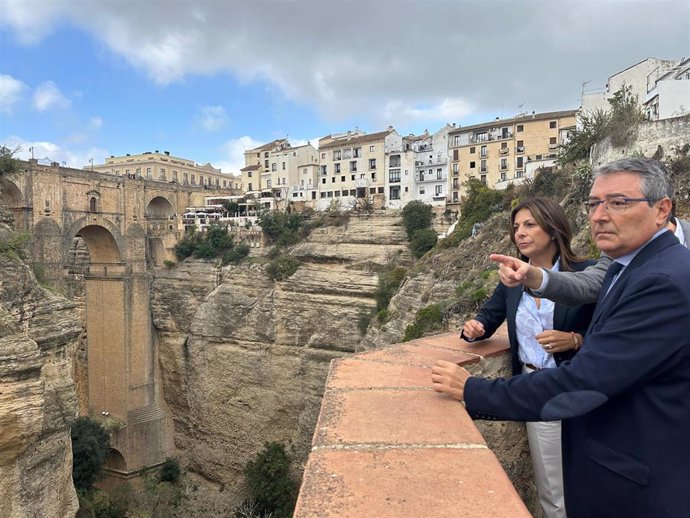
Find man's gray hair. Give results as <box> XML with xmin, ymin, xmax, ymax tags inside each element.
<box><xmin>594</xmin><ymin>157</ymin><xmax>673</xmax><ymax>203</ymax></box>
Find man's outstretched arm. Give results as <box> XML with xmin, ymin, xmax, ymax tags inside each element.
<box><xmin>490</xmin><ymin>254</ymin><xmax>610</xmax><ymax>306</ymax></box>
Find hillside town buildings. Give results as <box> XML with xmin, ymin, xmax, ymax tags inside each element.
<box><xmin>89</xmin><ymin>56</ymin><xmax>685</xmax><ymax>225</ymax></box>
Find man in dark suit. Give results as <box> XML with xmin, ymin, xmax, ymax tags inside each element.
<box><xmin>432</xmin><ymin>157</ymin><xmax>690</xmax><ymax>518</ymax></box>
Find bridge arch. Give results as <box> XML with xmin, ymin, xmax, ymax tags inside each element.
<box><xmin>64</xmin><ymin>218</ymin><xmax>125</xmax><ymax>265</ymax></box>
<box><xmin>0</xmin><ymin>177</ymin><xmax>26</xmax><ymax>229</ymax></box>
<box><xmin>146</xmin><ymin>196</ymin><xmax>175</xmax><ymax>218</ymax></box>
<box><xmin>104</xmin><ymin>448</ymin><xmax>128</xmax><ymax>472</ymax></box>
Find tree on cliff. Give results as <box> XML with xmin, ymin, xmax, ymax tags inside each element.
<box><xmin>244</xmin><ymin>442</ymin><xmax>297</xmax><ymax>518</ymax></box>
<box><xmin>71</xmin><ymin>417</ymin><xmax>111</xmax><ymax>490</ymax></box>
<box><xmin>0</xmin><ymin>145</ymin><xmax>20</xmax><ymax>179</ymax></box>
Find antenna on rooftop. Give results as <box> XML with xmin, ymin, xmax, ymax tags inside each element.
<box><xmin>582</xmin><ymin>80</ymin><xmax>591</xmax><ymax>95</ymax></box>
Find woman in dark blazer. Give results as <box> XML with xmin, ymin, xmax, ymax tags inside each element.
<box><xmin>461</xmin><ymin>197</ymin><xmax>595</xmax><ymax>518</ymax></box>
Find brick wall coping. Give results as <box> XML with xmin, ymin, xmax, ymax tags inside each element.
<box><xmin>294</xmin><ymin>329</ymin><xmax>531</xmax><ymax>517</ymax></box>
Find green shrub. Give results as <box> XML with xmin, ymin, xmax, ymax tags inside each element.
<box><xmin>160</xmin><ymin>458</ymin><xmax>181</xmax><ymax>483</ymax></box>
<box><xmin>403</xmin><ymin>304</ymin><xmax>443</xmax><ymax>341</ymax></box>
<box><xmin>244</xmin><ymin>442</ymin><xmax>297</xmax><ymax>518</ymax></box>
<box><xmin>0</xmin><ymin>231</ymin><xmax>28</xmax><ymax>259</ymax></box>
<box><xmin>266</xmin><ymin>255</ymin><xmax>300</xmax><ymax>281</ymax></box>
<box><xmin>375</xmin><ymin>266</ymin><xmax>407</xmax><ymax>312</ymax></box>
<box><xmin>223</xmin><ymin>242</ymin><xmax>250</xmax><ymax>264</ymax></box>
<box><xmin>376</xmin><ymin>308</ymin><xmax>389</xmax><ymax>323</ymax></box>
<box><xmin>163</xmin><ymin>259</ymin><xmax>175</xmax><ymax>269</ymax></box>
<box><xmin>71</xmin><ymin>417</ymin><xmax>111</xmax><ymax>490</ymax></box>
<box><xmin>409</xmin><ymin>228</ymin><xmax>438</xmax><ymax>258</ymax></box>
<box><xmin>258</xmin><ymin>210</ymin><xmax>306</xmax><ymax>247</ymax></box>
<box><xmin>401</xmin><ymin>200</ymin><xmax>433</xmax><ymax>238</ymax></box>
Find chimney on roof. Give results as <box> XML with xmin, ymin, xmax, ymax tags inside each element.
<box><xmin>164</xmin><ymin>151</ymin><xmax>170</xmax><ymax>155</ymax></box>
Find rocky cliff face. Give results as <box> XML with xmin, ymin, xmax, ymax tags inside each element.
<box><xmin>0</xmin><ymin>241</ymin><xmax>82</xmax><ymax>518</ymax></box>
<box><xmin>151</xmin><ymin>211</ymin><xmax>412</xmax><ymax>503</ymax></box>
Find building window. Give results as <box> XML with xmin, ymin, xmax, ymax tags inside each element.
<box><xmin>282</xmin><ymin>162</ymin><xmax>286</xmax><ymax>170</ymax></box>
<box><xmin>173</xmin><ymin>171</ymin><xmax>178</xmax><ymax>182</ymax></box>
<box><xmin>146</xmin><ymin>167</ymin><xmax>152</xmax><ymax>179</ymax></box>
<box><xmin>369</xmin><ymin>145</ymin><xmax>375</xmax><ymax>152</ymax></box>
<box><xmin>390</xmin><ymin>186</ymin><xmax>400</xmax><ymax>200</ymax></box>
<box><xmin>320</xmin><ymin>192</ymin><xmax>326</xmax><ymax>198</ymax></box>
<box><xmin>89</xmin><ymin>197</ymin><xmax>97</xmax><ymax>212</ymax></box>
<box><xmin>335</xmin><ymin>163</ymin><xmax>341</xmax><ymax>173</ymax></box>
<box><xmin>183</xmin><ymin>172</ymin><xmax>189</xmax><ymax>184</ymax></box>
<box><xmin>331</xmin><ymin>177</ymin><xmax>336</xmax><ymax>183</ymax></box>
<box><xmin>341</xmin><ymin>176</ymin><xmax>345</xmax><ymax>182</ymax></box>
<box><xmin>475</xmin><ymin>132</ymin><xmax>488</xmax><ymax>142</ymax></box>
<box><xmin>435</xmin><ymin>185</ymin><xmax>442</xmax><ymax>196</ymax></box>
<box><xmin>390</xmin><ymin>154</ymin><xmax>401</xmax><ymax>167</ymax></box>
<box><xmin>264</xmin><ymin>152</ymin><xmax>269</xmax><ymax>158</ymax></box>
<box><xmin>160</xmin><ymin>168</ymin><xmax>166</xmax><ymax>180</ymax></box>
<box><xmin>480</xmin><ymin>175</ymin><xmax>487</xmax><ymax>184</ymax></box>
<box><xmin>389</xmin><ymin>170</ymin><xmax>401</xmax><ymax>183</ymax></box>
<box><xmin>517</xmin><ymin>156</ymin><xmax>524</xmax><ymax>168</ymax></box>
<box><xmin>271</xmin><ymin>163</ymin><xmax>277</xmax><ymax>172</ymax></box>
<box><xmin>516</xmin><ymin>170</ymin><xmax>523</xmax><ymax>178</ymax></box>
<box><xmin>333</xmin><ymin>150</ymin><xmax>341</xmax><ymax>161</ymax></box>
<box><xmin>500</xmin><ymin>172</ymin><xmax>507</xmax><ymax>181</ymax></box>
<box><xmin>351</xmin><ymin>175</ymin><xmax>355</xmax><ymax>181</ymax></box>
<box><xmin>436</xmin><ymin>168</ymin><xmax>442</xmax><ymax>179</ymax></box>
<box><xmin>452</xmin><ymin>135</ymin><xmax>460</xmax><ymax>147</ymax></box>
<box><xmin>550</xmin><ymin>137</ymin><xmax>557</xmax><ymax>144</ymax></box>
<box><xmin>453</xmin><ymin>163</ymin><xmax>459</xmax><ymax>174</ymax></box>
<box><xmin>453</xmin><ymin>149</ymin><xmax>459</xmax><ymax>160</ymax></box>
<box><xmin>500</xmin><ymin>158</ymin><xmax>508</xmax><ymax>170</ymax></box>
<box><xmin>480</xmin><ymin>146</ymin><xmax>487</xmax><ymax>158</ymax></box>
<box><xmin>264</xmin><ymin>160</ymin><xmax>269</xmax><ymax>168</ymax></box>
<box><xmin>320</xmin><ymin>165</ymin><xmax>327</xmax><ymax>175</ymax></box>
<box><xmin>453</xmin><ymin>192</ymin><xmax>458</xmax><ymax>202</ymax></box>
<box><xmin>480</xmin><ymin>160</ymin><xmax>487</xmax><ymax>172</ymax></box>
<box><xmin>469</xmin><ymin>161</ymin><xmax>475</xmax><ymax>169</ymax></box>
<box><xmin>452</xmin><ymin>178</ymin><xmax>459</xmax><ymax>189</ymax></box>
<box><xmin>321</xmin><ymin>152</ymin><xmax>326</xmax><ymax>159</ymax></box>
<box><xmin>516</xmin><ymin>124</ymin><xmax>524</xmax><ymax>132</ymax></box>
<box><xmin>371</xmin><ymin>173</ymin><xmax>376</xmax><ymax>181</ymax></box>
<box><xmin>419</xmin><ymin>187</ymin><xmax>425</xmax><ymax>195</ymax></box>
<box><xmin>322</xmin><ymin>178</ymin><xmax>326</xmax><ymax>184</ymax></box>
<box><xmin>353</xmin><ymin>147</ymin><xmax>361</xmax><ymax>158</ymax></box>
<box><xmin>369</xmin><ymin>158</ymin><xmax>376</xmax><ymax>170</ymax></box>
<box><xmin>470</xmin><ymin>147</ymin><xmax>475</xmax><ymax>154</ymax></box>
<box><xmin>549</xmin><ymin>121</ymin><xmax>557</xmax><ymax>129</ymax></box>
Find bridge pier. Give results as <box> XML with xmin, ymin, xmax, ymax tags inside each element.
<box><xmin>85</xmin><ymin>267</ymin><xmax>173</xmax><ymax>481</ymax></box>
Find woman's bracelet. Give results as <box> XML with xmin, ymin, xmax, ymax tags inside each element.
<box><xmin>571</xmin><ymin>332</ymin><xmax>581</xmax><ymax>350</ymax></box>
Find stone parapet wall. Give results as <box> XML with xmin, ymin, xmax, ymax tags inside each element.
<box><xmin>294</xmin><ymin>330</ymin><xmax>535</xmax><ymax>517</ymax></box>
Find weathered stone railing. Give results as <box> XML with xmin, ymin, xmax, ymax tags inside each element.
<box><xmin>294</xmin><ymin>330</ymin><xmax>531</xmax><ymax>518</ymax></box>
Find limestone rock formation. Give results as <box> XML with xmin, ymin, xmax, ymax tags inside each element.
<box><xmin>0</xmin><ymin>252</ymin><xmax>82</xmax><ymax>518</ymax></box>
<box><xmin>151</xmin><ymin>211</ymin><xmax>412</xmax><ymax>503</ymax></box>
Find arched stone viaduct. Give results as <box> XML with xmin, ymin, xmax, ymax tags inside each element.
<box><xmin>1</xmin><ymin>159</ymin><xmax>233</xmax><ymax>482</ymax></box>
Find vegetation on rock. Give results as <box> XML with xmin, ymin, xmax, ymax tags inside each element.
<box><xmin>175</xmin><ymin>224</ymin><xmax>250</xmax><ymax>265</ymax></box>
<box><xmin>401</xmin><ymin>200</ymin><xmax>437</xmax><ymax>257</ymax></box>
<box><xmin>243</xmin><ymin>442</ymin><xmax>297</xmax><ymax>518</ymax></box>
<box><xmin>266</xmin><ymin>254</ymin><xmax>300</xmax><ymax>281</ymax></box>
<box><xmin>71</xmin><ymin>417</ymin><xmax>111</xmax><ymax>491</ymax></box>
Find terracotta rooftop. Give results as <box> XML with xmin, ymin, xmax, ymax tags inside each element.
<box><xmin>448</xmin><ymin>110</ymin><xmax>578</xmax><ymax>135</ymax></box>
<box><xmin>294</xmin><ymin>329</ymin><xmax>531</xmax><ymax>518</ymax></box>
<box><xmin>319</xmin><ymin>129</ymin><xmax>395</xmax><ymax>150</ymax></box>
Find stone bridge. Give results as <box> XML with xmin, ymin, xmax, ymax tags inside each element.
<box><xmin>1</xmin><ymin>159</ymin><xmax>234</xmax><ymax>483</ymax></box>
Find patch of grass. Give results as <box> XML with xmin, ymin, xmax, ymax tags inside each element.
<box><xmin>0</xmin><ymin>231</ymin><xmax>28</xmax><ymax>260</ymax></box>
<box><xmin>403</xmin><ymin>304</ymin><xmax>443</xmax><ymax>342</ymax></box>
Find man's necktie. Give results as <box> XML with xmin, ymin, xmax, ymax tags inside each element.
<box><xmin>600</xmin><ymin>261</ymin><xmax>624</xmax><ymax>299</ymax></box>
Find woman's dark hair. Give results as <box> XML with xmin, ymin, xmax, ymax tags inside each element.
<box><xmin>510</xmin><ymin>197</ymin><xmax>587</xmax><ymax>272</ymax></box>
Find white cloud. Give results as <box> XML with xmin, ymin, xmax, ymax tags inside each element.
<box><xmin>199</xmin><ymin>105</ymin><xmax>227</xmax><ymax>132</ymax></box>
<box><xmin>0</xmin><ymin>74</ymin><xmax>27</xmax><ymax>113</ymax></box>
<box><xmin>89</xmin><ymin>116</ymin><xmax>103</xmax><ymax>129</ymax></box>
<box><xmin>216</xmin><ymin>136</ymin><xmax>264</xmax><ymax>175</ymax></box>
<box><xmin>3</xmin><ymin>135</ymin><xmax>109</xmax><ymax>169</ymax></box>
<box><xmin>33</xmin><ymin>81</ymin><xmax>71</xmax><ymax>111</ymax></box>
<box><xmin>2</xmin><ymin>1</ymin><xmax>689</xmax><ymax>131</ymax></box>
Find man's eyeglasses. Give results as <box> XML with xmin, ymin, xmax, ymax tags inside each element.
<box><xmin>583</xmin><ymin>197</ymin><xmax>651</xmax><ymax>214</ymax></box>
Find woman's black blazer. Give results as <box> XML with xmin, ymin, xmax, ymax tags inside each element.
<box><xmin>462</xmin><ymin>260</ymin><xmax>597</xmax><ymax>376</ymax></box>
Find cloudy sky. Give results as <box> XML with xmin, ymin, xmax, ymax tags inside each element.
<box><xmin>0</xmin><ymin>0</ymin><xmax>688</xmax><ymax>174</ymax></box>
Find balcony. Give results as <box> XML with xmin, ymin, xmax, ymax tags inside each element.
<box><xmin>549</xmin><ymin>143</ymin><xmax>559</xmax><ymax>150</ymax></box>
<box><xmin>294</xmin><ymin>330</ymin><xmax>534</xmax><ymax>518</ymax></box>
<box><xmin>515</xmin><ymin>147</ymin><xmax>525</xmax><ymax>154</ymax></box>
<box><xmin>500</xmin><ymin>147</ymin><xmax>509</xmax><ymax>155</ymax></box>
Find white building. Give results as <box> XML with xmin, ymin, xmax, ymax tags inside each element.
<box><xmin>580</xmin><ymin>57</ymin><xmax>680</xmax><ymax>118</ymax></box>
<box><xmin>645</xmin><ymin>57</ymin><xmax>690</xmax><ymax>121</ymax></box>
